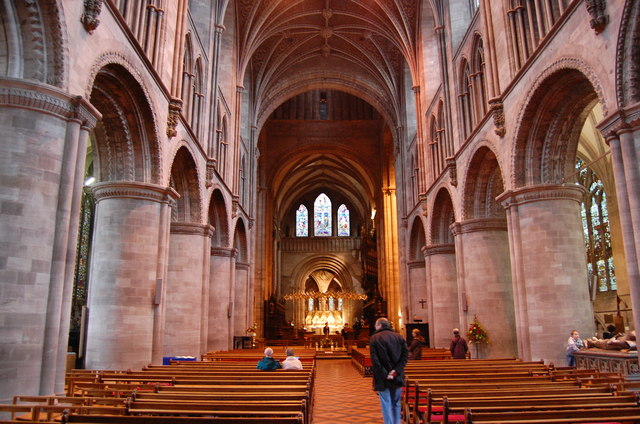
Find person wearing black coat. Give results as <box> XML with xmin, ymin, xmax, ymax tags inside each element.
<box><xmin>369</xmin><ymin>317</ymin><xmax>408</xmax><ymax>424</ymax></box>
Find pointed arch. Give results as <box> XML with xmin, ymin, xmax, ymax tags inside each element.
<box><xmin>314</xmin><ymin>193</ymin><xmax>332</xmax><ymax>236</ymax></box>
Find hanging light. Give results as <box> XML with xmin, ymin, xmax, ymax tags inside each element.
<box><xmin>283</xmin><ymin>290</ymin><xmax>367</xmax><ymax>301</ymax></box>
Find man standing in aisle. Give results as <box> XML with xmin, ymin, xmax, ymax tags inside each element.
<box><xmin>369</xmin><ymin>317</ymin><xmax>408</xmax><ymax>424</ymax></box>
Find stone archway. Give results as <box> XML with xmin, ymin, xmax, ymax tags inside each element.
<box><xmin>425</xmin><ymin>188</ymin><xmax>459</xmax><ymax>348</ymax></box>
<box><xmin>459</xmin><ymin>146</ymin><xmax>515</xmax><ymax>358</ymax></box>
<box><xmin>501</xmin><ymin>65</ymin><xmax>601</xmax><ymax>363</ymax></box>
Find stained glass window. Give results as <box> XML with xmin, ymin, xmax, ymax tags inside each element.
<box><xmin>337</xmin><ymin>204</ymin><xmax>350</xmax><ymax>236</ymax></box>
<box><xmin>328</xmin><ymin>297</ymin><xmax>334</xmax><ymax>311</ymax></box>
<box><xmin>308</xmin><ymin>297</ymin><xmax>314</xmax><ymax>312</ymax></box>
<box><xmin>296</xmin><ymin>204</ymin><xmax>308</xmax><ymax>237</ymax></box>
<box><xmin>314</xmin><ymin>193</ymin><xmax>331</xmax><ymax>236</ymax></box>
<box><xmin>577</xmin><ymin>158</ymin><xmax>616</xmax><ymax>292</ymax></box>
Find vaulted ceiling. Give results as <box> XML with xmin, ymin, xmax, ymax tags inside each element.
<box><xmin>236</xmin><ymin>0</ymin><xmax>424</xmax><ymax>129</ymax></box>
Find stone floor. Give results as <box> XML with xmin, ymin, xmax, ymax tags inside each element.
<box><xmin>312</xmin><ymin>359</ymin><xmax>383</xmax><ymax>424</ymax></box>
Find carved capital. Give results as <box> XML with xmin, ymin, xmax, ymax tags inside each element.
<box><xmin>206</xmin><ymin>160</ymin><xmax>217</xmax><ymax>187</ymax></box>
<box><xmin>597</xmin><ymin>103</ymin><xmax>640</xmax><ymax>139</ymax></box>
<box><xmin>585</xmin><ymin>0</ymin><xmax>609</xmax><ymax>34</ymax></box>
<box><xmin>92</xmin><ymin>181</ymin><xmax>179</xmax><ymax>205</ymax></box>
<box><xmin>497</xmin><ymin>184</ymin><xmax>586</xmax><ymax>209</ymax></box>
<box><xmin>0</xmin><ymin>79</ymin><xmax>101</xmax><ymax>127</ymax></box>
<box><xmin>166</xmin><ymin>97</ymin><xmax>183</xmax><ymax>138</ymax></box>
<box><xmin>210</xmin><ymin>247</ymin><xmax>236</xmax><ymax>257</ymax></box>
<box><xmin>456</xmin><ymin>218</ymin><xmax>508</xmax><ymax>234</ymax></box>
<box><xmin>488</xmin><ymin>97</ymin><xmax>506</xmax><ymax>137</ymax></box>
<box><xmin>81</xmin><ymin>0</ymin><xmax>102</xmax><ymax>34</ymax></box>
<box><xmin>232</xmin><ymin>195</ymin><xmax>240</xmax><ymax>218</ymax></box>
<box><xmin>170</xmin><ymin>222</ymin><xmax>214</xmax><ymax>237</ymax></box>
<box><xmin>423</xmin><ymin>243</ymin><xmax>455</xmax><ymax>257</ymax></box>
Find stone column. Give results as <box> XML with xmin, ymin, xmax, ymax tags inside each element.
<box><xmin>164</xmin><ymin>223</ymin><xmax>213</xmax><ymax>358</ymax></box>
<box><xmin>207</xmin><ymin>247</ymin><xmax>235</xmax><ymax>351</ymax></box>
<box><xmin>0</xmin><ymin>79</ymin><xmax>99</xmax><ymax>401</ymax></box>
<box><xmin>424</xmin><ymin>244</ymin><xmax>459</xmax><ymax>349</ymax></box>
<box><xmin>234</xmin><ymin>261</ymin><xmax>249</xmax><ymax>339</ymax></box>
<box><xmin>499</xmin><ymin>184</ymin><xmax>594</xmax><ymax>364</ymax></box>
<box><xmin>451</xmin><ymin>219</ymin><xmax>517</xmax><ymax>358</ymax></box>
<box><xmin>598</xmin><ymin>109</ymin><xmax>640</xmax><ymax>336</ymax></box>
<box><xmin>85</xmin><ymin>182</ymin><xmax>177</xmax><ymax>370</ymax></box>
<box><xmin>407</xmin><ymin>260</ymin><xmax>427</xmax><ymax>323</ymax></box>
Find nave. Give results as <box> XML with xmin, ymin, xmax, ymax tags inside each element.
<box><xmin>312</xmin><ymin>359</ymin><xmax>382</xmax><ymax>424</ymax></box>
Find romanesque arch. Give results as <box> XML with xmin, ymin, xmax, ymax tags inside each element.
<box><xmin>459</xmin><ymin>145</ymin><xmax>516</xmax><ymax>358</ymax></box>
<box><xmin>89</xmin><ymin>63</ymin><xmax>161</xmax><ymax>184</ymax></box>
<box><xmin>0</xmin><ymin>0</ymin><xmax>66</xmax><ymax>87</ymax></box>
<box><xmin>425</xmin><ymin>187</ymin><xmax>459</xmax><ymax>348</ymax></box>
<box><xmin>512</xmin><ymin>61</ymin><xmax>604</xmax><ymax>188</ymax></box>
<box><xmin>209</xmin><ymin>189</ymin><xmax>230</xmax><ymax>247</ymax></box>
<box><xmin>169</xmin><ymin>146</ymin><xmax>202</xmax><ymax>223</ymax></box>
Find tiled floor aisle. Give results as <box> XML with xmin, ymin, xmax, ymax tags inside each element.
<box><xmin>312</xmin><ymin>359</ymin><xmax>383</xmax><ymax>424</ymax></box>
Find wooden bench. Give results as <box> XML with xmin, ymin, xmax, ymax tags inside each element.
<box><xmin>463</xmin><ymin>406</ymin><xmax>640</xmax><ymax>423</ymax></box>
<box><xmin>62</xmin><ymin>414</ymin><xmax>304</xmax><ymax>423</ymax></box>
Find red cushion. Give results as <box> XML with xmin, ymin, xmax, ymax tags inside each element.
<box><xmin>430</xmin><ymin>416</ymin><xmax>465</xmax><ymax>422</ymax></box>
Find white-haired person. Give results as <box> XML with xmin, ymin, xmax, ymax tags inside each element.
<box><xmin>281</xmin><ymin>348</ymin><xmax>303</xmax><ymax>370</ymax></box>
<box><xmin>256</xmin><ymin>347</ymin><xmax>281</xmax><ymax>371</ymax></box>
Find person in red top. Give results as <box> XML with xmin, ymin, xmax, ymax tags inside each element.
<box><xmin>450</xmin><ymin>328</ymin><xmax>468</xmax><ymax>359</ymax></box>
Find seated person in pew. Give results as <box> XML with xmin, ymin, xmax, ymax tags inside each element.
<box><xmin>282</xmin><ymin>348</ymin><xmax>303</xmax><ymax>370</ymax></box>
<box><xmin>566</xmin><ymin>330</ymin><xmax>586</xmax><ymax>366</ymax></box>
<box><xmin>257</xmin><ymin>347</ymin><xmax>282</xmax><ymax>371</ymax></box>
<box><xmin>408</xmin><ymin>329</ymin><xmax>426</xmax><ymax>360</ymax></box>
<box><xmin>585</xmin><ymin>330</ymin><xmax>637</xmax><ymax>351</ymax></box>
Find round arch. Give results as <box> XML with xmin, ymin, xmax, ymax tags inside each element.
<box><xmin>89</xmin><ymin>63</ymin><xmax>161</xmax><ymax>184</ymax></box>
<box><xmin>169</xmin><ymin>146</ymin><xmax>202</xmax><ymax>223</ymax></box>
<box><xmin>461</xmin><ymin>144</ymin><xmax>506</xmax><ymax>221</ymax></box>
<box><xmin>512</xmin><ymin>59</ymin><xmax>607</xmax><ymax>188</ymax></box>
<box><xmin>208</xmin><ymin>189</ymin><xmax>230</xmax><ymax>248</ymax></box>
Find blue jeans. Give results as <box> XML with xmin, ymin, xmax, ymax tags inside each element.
<box><xmin>377</xmin><ymin>386</ymin><xmax>402</xmax><ymax>424</ymax></box>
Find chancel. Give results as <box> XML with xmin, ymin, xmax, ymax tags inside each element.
<box><xmin>1</xmin><ymin>0</ymin><xmax>640</xmax><ymax>422</ymax></box>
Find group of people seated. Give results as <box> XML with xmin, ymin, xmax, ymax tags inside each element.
<box><xmin>566</xmin><ymin>325</ymin><xmax>637</xmax><ymax>366</ymax></box>
<box><xmin>256</xmin><ymin>347</ymin><xmax>303</xmax><ymax>371</ymax></box>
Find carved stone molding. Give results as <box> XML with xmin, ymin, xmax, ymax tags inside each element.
<box><xmin>170</xmin><ymin>222</ymin><xmax>214</xmax><ymax>237</ymax></box>
<box><xmin>166</xmin><ymin>97</ymin><xmax>183</xmax><ymax>138</ymax></box>
<box><xmin>488</xmin><ymin>97</ymin><xmax>506</xmax><ymax>137</ymax></box>
<box><xmin>235</xmin><ymin>262</ymin><xmax>250</xmax><ymax>270</ymax></box>
<box><xmin>81</xmin><ymin>0</ymin><xmax>103</xmax><ymax>34</ymax></box>
<box><xmin>210</xmin><ymin>247</ymin><xmax>237</xmax><ymax>257</ymax></box>
<box><xmin>585</xmin><ymin>0</ymin><xmax>608</xmax><ymax>34</ymax></box>
<box><xmin>92</xmin><ymin>181</ymin><xmax>179</xmax><ymax>205</ymax></box>
<box><xmin>455</xmin><ymin>218</ymin><xmax>508</xmax><ymax>235</ymax></box>
<box><xmin>0</xmin><ymin>79</ymin><xmax>100</xmax><ymax>128</ymax></box>
<box><xmin>206</xmin><ymin>160</ymin><xmax>217</xmax><ymax>187</ymax></box>
<box><xmin>597</xmin><ymin>103</ymin><xmax>640</xmax><ymax>139</ymax></box>
<box><xmin>446</xmin><ymin>157</ymin><xmax>457</xmax><ymax>186</ymax></box>
<box><xmin>231</xmin><ymin>195</ymin><xmax>240</xmax><ymax>218</ymax></box>
<box><xmin>497</xmin><ymin>184</ymin><xmax>586</xmax><ymax>209</ymax></box>
<box><xmin>423</xmin><ymin>243</ymin><xmax>455</xmax><ymax>257</ymax></box>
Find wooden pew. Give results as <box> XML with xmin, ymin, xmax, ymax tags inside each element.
<box><xmin>463</xmin><ymin>406</ymin><xmax>640</xmax><ymax>423</ymax></box>
<box><xmin>62</xmin><ymin>414</ymin><xmax>304</xmax><ymax>424</ymax></box>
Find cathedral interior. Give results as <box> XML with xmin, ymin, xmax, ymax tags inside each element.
<box><xmin>0</xmin><ymin>0</ymin><xmax>639</xmax><ymax>404</ymax></box>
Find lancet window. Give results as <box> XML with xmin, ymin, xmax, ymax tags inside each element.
<box><xmin>314</xmin><ymin>194</ymin><xmax>332</xmax><ymax>236</ymax></box>
<box><xmin>295</xmin><ymin>194</ymin><xmax>350</xmax><ymax>237</ymax></box>
<box><xmin>577</xmin><ymin>159</ymin><xmax>616</xmax><ymax>292</ymax></box>
<box><xmin>296</xmin><ymin>205</ymin><xmax>309</xmax><ymax>237</ymax></box>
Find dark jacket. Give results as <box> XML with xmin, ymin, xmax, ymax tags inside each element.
<box><xmin>408</xmin><ymin>335</ymin><xmax>426</xmax><ymax>360</ymax></box>
<box><xmin>369</xmin><ymin>327</ymin><xmax>408</xmax><ymax>391</ymax></box>
<box><xmin>450</xmin><ymin>335</ymin><xmax>468</xmax><ymax>359</ymax></box>
<box><xmin>256</xmin><ymin>357</ymin><xmax>281</xmax><ymax>371</ymax></box>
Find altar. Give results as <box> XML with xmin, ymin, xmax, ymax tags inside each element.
<box><xmin>573</xmin><ymin>348</ymin><xmax>640</xmax><ymax>375</ymax></box>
